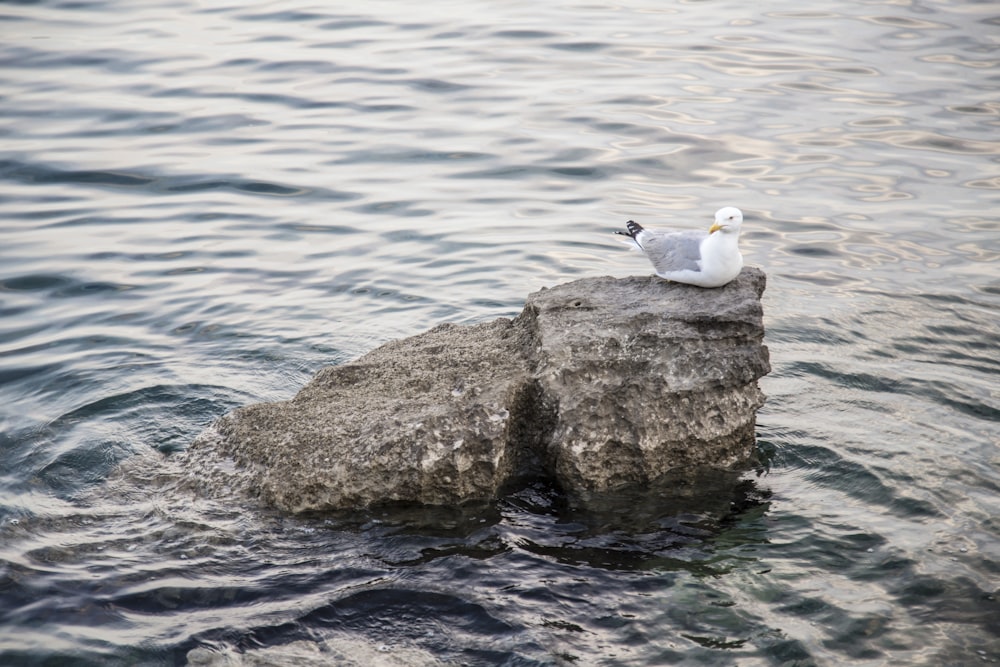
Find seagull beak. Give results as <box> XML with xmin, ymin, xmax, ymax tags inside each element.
<box><xmin>709</xmin><ymin>222</ymin><xmax>722</xmax><ymax>234</ymax></box>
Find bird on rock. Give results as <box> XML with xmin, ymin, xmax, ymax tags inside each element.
<box><xmin>615</xmin><ymin>206</ymin><xmax>744</xmax><ymax>288</ymax></box>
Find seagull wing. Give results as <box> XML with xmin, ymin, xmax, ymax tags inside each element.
<box><xmin>639</xmin><ymin>229</ymin><xmax>707</xmax><ymax>274</ymax></box>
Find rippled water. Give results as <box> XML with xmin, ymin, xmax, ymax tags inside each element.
<box><xmin>1</xmin><ymin>0</ymin><xmax>998</xmax><ymax>665</ymax></box>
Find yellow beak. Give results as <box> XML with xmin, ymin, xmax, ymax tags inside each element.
<box><xmin>709</xmin><ymin>222</ymin><xmax>722</xmax><ymax>234</ymax></box>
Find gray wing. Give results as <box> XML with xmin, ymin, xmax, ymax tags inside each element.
<box><xmin>639</xmin><ymin>229</ymin><xmax>707</xmax><ymax>273</ymax></box>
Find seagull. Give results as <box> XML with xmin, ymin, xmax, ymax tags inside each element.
<box><xmin>615</xmin><ymin>207</ymin><xmax>744</xmax><ymax>288</ymax></box>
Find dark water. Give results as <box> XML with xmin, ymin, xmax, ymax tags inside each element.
<box><xmin>1</xmin><ymin>0</ymin><xmax>998</xmax><ymax>665</ymax></box>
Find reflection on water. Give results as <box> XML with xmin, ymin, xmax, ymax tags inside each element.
<box><xmin>0</xmin><ymin>0</ymin><xmax>998</xmax><ymax>664</ymax></box>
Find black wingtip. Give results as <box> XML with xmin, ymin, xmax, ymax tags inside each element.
<box><xmin>621</xmin><ymin>219</ymin><xmax>644</xmax><ymax>238</ymax></box>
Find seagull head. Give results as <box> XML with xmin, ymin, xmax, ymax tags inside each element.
<box><xmin>709</xmin><ymin>207</ymin><xmax>743</xmax><ymax>234</ymax></box>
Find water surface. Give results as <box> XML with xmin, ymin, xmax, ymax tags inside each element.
<box><xmin>1</xmin><ymin>0</ymin><xmax>998</xmax><ymax>665</ymax></box>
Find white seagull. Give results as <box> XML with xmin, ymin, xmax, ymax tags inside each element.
<box><xmin>615</xmin><ymin>206</ymin><xmax>744</xmax><ymax>288</ymax></box>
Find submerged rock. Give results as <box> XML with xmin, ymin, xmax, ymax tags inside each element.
<box><xmin>186</xmin><ymin>637</ymin><xmax>444</xmax><ymax>667</ymax></box>
<box><xmin>181</xmin><ymin>268</ymin><xmax>770</xmax><ymax>512</ymax></box>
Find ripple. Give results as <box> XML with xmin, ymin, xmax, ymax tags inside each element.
<box><xmin>492</xmin><ymin>29</ymin><xmax>560</xmax><ymax>39</ymax></box>
<box><xmin>0</xmin><ymin>160</ymin><xmax>153</xmax><ymax>187</ymax></box>
<box><xmin>0</xmin><ymin>273</ymin><xmax>72</xmax><ymax>292</ymax></box>
<box><xmin>857</xmin><ymin>130</ymin><xmax>1000</xmax><ymax>155</ymax></box>
<box><xmin>2</xmin><ymin>0</ymin><xmax>999</xmax><ymax>664</ymax></box>
<box><xmin>965</xmin><ymin>175</ymin><xmax>1000</xmax><ymax>190</ymax></box>
<box><xmin>0</xmin><ymin>158</ymin><xmax>342</xmax><ymax>200</ymax></box>
<box><xmin>860</xmin><ymin>15</ymin><xmax>950</xmax><ymax>30</ymax></box>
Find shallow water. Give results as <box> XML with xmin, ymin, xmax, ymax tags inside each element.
<box><xmin>1</xmin><ymin>0</ymin><xmax>998</xmax><ymax>665</ymax></box>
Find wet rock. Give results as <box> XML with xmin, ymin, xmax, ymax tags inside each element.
<box><xmin>524</xmin><ymin>270</ymin><xmax>770</xmax><ymax>494</ymax></box>
<box><xmin>181</xmin><ymin>268</ymin><xmax>769</xmax><ymax>511</ymax></box>
<box><xmin>183</xmin><ymin>318</ymin><xmax>542</xmax><ymax>512</ymax></box>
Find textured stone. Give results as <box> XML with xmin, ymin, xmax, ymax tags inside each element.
<box><xmin>183</xmin><ymin>318</ymin><xmax>541</xmax><ymax>513</ymax></box>
<box><xmin>181</xmin><ymin>268</ymin><xmax>769</xmax><ymax>511</ymax></box>
<box><xmin>520</xmin><ymin>270</ymin><xmax>770</xmax><ymax>495</ymax></box>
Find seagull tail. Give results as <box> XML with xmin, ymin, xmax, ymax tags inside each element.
<box><xmin>614</xmin><ymin>220</ymin><xmax>644</xmax><ymax>250</ymax></box>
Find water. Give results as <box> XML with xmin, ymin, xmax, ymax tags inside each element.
<box><xmin>1</xmin><ymin>0</ymin><xmax>998</xmax><ymax>664</ymax></box>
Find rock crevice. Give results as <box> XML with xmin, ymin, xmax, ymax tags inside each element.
<box><xmin>182</xmin><ymin>268</ymin><xmax>770</xmax><ymax>512</ymax></box>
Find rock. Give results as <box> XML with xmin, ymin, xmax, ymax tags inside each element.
<box><xmin>181</xmin><ymin>268</ymin><xmax>769</xmax><ymax>511</ymax></box>
<box><xmin>183</xmin><ymin>318</ymin><xmax>543</xmax><ymax>512</ymax></box>
<box><xmin>523</xmin><ymin>271</ymin><xmax>770</xmax><ymax>495</ymax></box>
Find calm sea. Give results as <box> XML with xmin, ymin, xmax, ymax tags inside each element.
<box><xmin>1</xmin><ymin>0</ymin><xmax>997</xmax><ymax>665</ymax></box>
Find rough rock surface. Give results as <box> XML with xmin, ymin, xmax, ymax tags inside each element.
<box><xmin>525</xmin><ymin>271</ymin><xmax>770</xmax><ymax>495</ymax></box>
<box><xmin>184</xmin><ymin>318</ymin><xmax>541</xmax><ymax>512</ymax></box>
<box><xmin>182</xmin><ymin>268</ymin><xmax>769</xmax><ymax>512</ymax></box>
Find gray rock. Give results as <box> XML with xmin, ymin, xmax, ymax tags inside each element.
<box><xmin>183</xmin><ymin>318</ymin><xmax>540</xmax><ymax>512</ymax></box>
<box><xmin>181</xmin><ymin>268</ymin><xmax>769</xmax><ymax>512</ymax></box>
<box><xmin>523</xmin><ymin>270</ymin><xmax>770</xmax><ymax>495</ymax></box>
